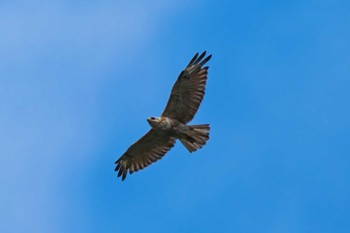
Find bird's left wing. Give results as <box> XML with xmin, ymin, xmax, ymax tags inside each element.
<box><xmin>161</xmin><ymin>51</ymin><xmax>212</xmax><ymax>124</ymax></box>
<box><xmin>115</xmin><ymin>129</ymin><xmax>176</xmax><ymax>181</ymax></box>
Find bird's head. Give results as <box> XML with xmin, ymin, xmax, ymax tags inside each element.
<box><xmin>147</xmin><ymin>116</ymin><xmax>160</xmax><ymax>127</ymax></box>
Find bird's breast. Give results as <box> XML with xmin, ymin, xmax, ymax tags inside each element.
<box><xmin>158</xmin><ymin>117</ymin><xmax>173</xmax><ymax>130</ymax></box>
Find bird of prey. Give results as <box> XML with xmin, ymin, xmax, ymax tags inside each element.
<box><xmin>115</xmin><ymin>51</ymin><xmax>212</xmax><ymax>181</ymax></box>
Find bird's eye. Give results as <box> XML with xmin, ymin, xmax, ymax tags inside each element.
<box><xmin>151</xmin><ymin>117</ymin><xmax>155</xmax><ymax>120</ymax></box>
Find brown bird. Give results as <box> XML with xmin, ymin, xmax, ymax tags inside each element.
<box><xmin>115</xmin><ymin>51</ymin><xmax>212</xmax><ymax>180</ymax></box>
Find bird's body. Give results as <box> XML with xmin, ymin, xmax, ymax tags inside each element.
<box><xmin>115</xmin><ymin>51</ymin><xmax>212</xmax><ymax>180</ymax></box>
<box><xmin>147</xmin><ymin>116</ymin><xmax>209</xmax><ymax>148</ymax></box>
<box><xmin>147</xmin><ymin>116</ymin><xmax>189</xmax><ymax>138</ymax></box>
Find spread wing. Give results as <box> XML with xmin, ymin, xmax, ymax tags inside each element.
<box><xmin>115</xmin><ymin>129</ymin><xmax>176</xmax><ymax>181</ymax></box>
<box><xmin>162</xmin><ymin>51</ymin><xmax>212</xmax><ymax>124</ymax></box>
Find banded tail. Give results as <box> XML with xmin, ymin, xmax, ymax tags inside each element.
<box><xmin>179</xmin><ymin>124</ymin><xmax>210</xmax><ymax>153</ymax></box>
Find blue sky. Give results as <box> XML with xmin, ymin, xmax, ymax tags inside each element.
<box><xmin>1</xmin><ymin>1</ymin><xmax>350</xmax><ymax>232</ymax></box>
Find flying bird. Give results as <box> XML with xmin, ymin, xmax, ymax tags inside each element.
<box><xmin>115</xmin><ymin>51</ymin><xmax>212</xmax><ymax>180</ymax></box>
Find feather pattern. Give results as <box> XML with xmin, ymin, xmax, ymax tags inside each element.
<box><xmin>162</xmin><ymin>51</ymin><xmax>211</xmax><ymax>124</ymax></box>
<box><xmin>115</xmin><ymin>129</ymin><xmax>176</xmax><ymax>181</ymax></box>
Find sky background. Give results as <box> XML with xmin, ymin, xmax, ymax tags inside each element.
<box><xmin>1</xmin><ymin>1</ymin><xmax>350</xmax><ymax>232</ymax></box>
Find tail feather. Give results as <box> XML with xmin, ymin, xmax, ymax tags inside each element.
<box><xmin>180</xmin><ymin>124</ymin><xmax>210</xmax><ymax>153</ymax></box>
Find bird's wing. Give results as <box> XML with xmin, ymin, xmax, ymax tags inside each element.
<box><xmin>115</xmin><ymin>129</ymin><xmax>176</xmax><ymax>181</ymax></box>
<box><xmin>161</xmin><ymin>51</ymin><xmax>212</xmax><ymax>124</ymax></box>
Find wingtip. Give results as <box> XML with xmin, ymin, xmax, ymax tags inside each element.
<box><xmin>198</xmin><ymin>53</ymin><xmax>212</xmax><ymax>67</ymax></box>
<box><xmin>122</xmin><ymin>171</ymin><xmax>127</xmax><ymax>181</ymax></box>
<box><xmin>115</xmin><ymin>162</ymin><xmax>121</xmax><ymax>171</ymax></box>
<box><xmin>115</xmin><ymin>164</ymin><xmax>128</xmax><ymax>181</ymax></box>
<box><xmin>188</xmin><ymin>52</ymin><xmax>199</xmax><ymax>66</ymax></box>
<box><xmin>188</xmin><ymin>51</ymin><xmax>212</xmax><ymax>67</ymax></box>
<box><xmin>196</xmin><ymin>51</ymin><xmax>206</xmax><ymax>64</ymax></box>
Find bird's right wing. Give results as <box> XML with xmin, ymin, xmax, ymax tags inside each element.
<box><xmin>115</xmin><ymin>129</ymin><xmax>176</xmax><ymax>181</ymax></box>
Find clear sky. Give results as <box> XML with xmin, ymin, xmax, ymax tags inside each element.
<box><xmin>1</xmin><ymin>1</ymin><xmax>349</xmax><ymax>232</ymax></box>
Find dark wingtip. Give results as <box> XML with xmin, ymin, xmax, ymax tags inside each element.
<box><xmin>115</xmin><ymin>157</ymin><xmax>121</xmax><ymax>164</ymax></box>
<box><xmin>199</xmin><ymin>54</ymin><xmax>212</xmax><ymax>67</ymax></box>
<box><xmin>187</xmin><ymin>51</ymin><xmax>212</xmax><ymax>67</ymax></box>
<box><xmin>196</xmin><ymin>51</ymin><xmax>207</xmax><ymax>64</ymax></box>
<box><xmin>122</xmin><ymin>171</ymin><xmax>127</xmax><ymax>181</ymax></box>
<box><xmin>116</xmin><ymin>164</ymin><xmax>128</xmax><ymax>181</ymax></box>
<box><xmin>188</xmin><ymin>52</ymin><xmax>199</xmax><ymax>66</ymax></box>
<box><xmin>114</xmin><ymin>162</ymin><xmax>121</xmax><ymax>171</ymax></box>
<box><xmin>117</xmin><ymin>167</ymin><xmax>123</xmax><ymax>177</ymax></box>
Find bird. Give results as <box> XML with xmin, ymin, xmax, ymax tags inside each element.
<box><xmin>115</xmin><ymin>51</ymin><xmax>212</xmax><ymax>181</ymax></box>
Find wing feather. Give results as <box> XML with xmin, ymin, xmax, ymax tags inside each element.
<box><xmin>162</xmin><ymin>51</ymin><xmax>212</xmax><ymax>123</ymax></box>
<box><xmin>115</xmin><ymin>129</ymin><xmax>176</xmax><ymax>181</ymax></box>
